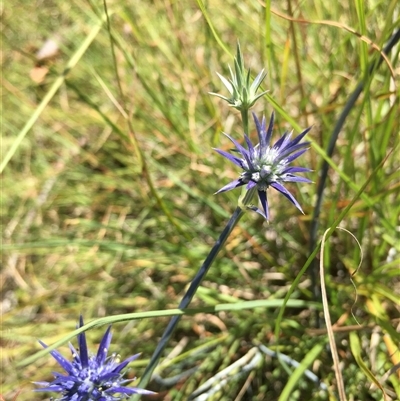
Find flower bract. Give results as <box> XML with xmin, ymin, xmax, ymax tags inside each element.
<box><xmin>34</xmin><ymin>316</ymin><xmax>155</xmax><ymax>400</ymax></box>
<box><xmin>214</xmin><ymin>112</ymin><xmax>312</xmax><ymax>220</ymax></box>
<box><xmin>209</xmin><ymin>42</ymin><xmax>267</xmax><ymax>111</ymax></box>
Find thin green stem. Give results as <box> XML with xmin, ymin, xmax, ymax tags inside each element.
<box><xmin>102</xmin><ymin>0</ymin><xmax>124</xmax><ymax>100</ymax></box>
<box><xmin>241</xmin><ymin>108</ymin><xmax>250</xmax><ymax>135</ymax></box>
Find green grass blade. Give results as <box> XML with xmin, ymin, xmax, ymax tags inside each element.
<box><xmin>278</xmin><ymin>343</ymin><xmax>324</xmax><ymax>401</ymax></box>
<box><xmin>16</xmin><ymin>298</ymin><xmax>318</xmax><ymax>368</ymax></box>
<box><xmin>0</xmin><ymin>13</ymin><xmax>107</xmax><ymax>173</ymax></box>
<box><xmin>349</xmin><ymin>332</ymin><xmax>389</xmax><ymax>400</ymax></box>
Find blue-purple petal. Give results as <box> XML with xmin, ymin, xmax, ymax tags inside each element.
<box><xmin>223</xmin><ymin>133</ymin><xmax>248</xmax><ymax>157</ymax></box>
<box><xmin>33</xmin><ymin>385</ymin><xmax>65</xmax><ymax>392</ymax></box>
<box><xmin>215</xmin><ymin>179</ymin><xmax>245</xmax><ymax>194</ymax></box>
<box><xmin>39</xmin><ymin>341</ymin><xmax>75</xmax><ymax>373</ymax></box>
<box><xmin>246</xmin><ymin>180</ymin><xmax>257</xmax><ymax>190</ymax></box>
<box><xmin>223</xmin><ymin>133</ymin><xmax>253</xmax><ymax>169</ymax></box>
<box><xmin>276</xmin><ymin>141</ymin><xmax>310</xmax><ymax>161</ymax></box>
<box><xmin>111</xmin><ymin>353</ymin><xmax>141</xmax><ymax>373</ymax></box>
<box><xmin>98</xmin><ymin>371</ymin><xmax>120</xmax><ymax>382</ymax></box>
<box><xmin>252</xmin><ymin>113</ymin><xmax>265</xmax><ymax>148</ymax></box>
<box><xmin>272</xmin><ymin>132</ymin><xmax>289</xmax><ymax>150</ymax></box>
<box><xmin>213</xmin><ymin>148</ymin><xmax>243</xmax><ymax>167</ymax></box>
<box><xmin>68</xmin><ymin>342</ymin><xmax>80</xmax><ymax>363</ymax></box>
<box><xmin>247</xmin><ymin>205</ymin><xmax>267</xmax><ymax>219</ymax></box>
<box><xmin>270</xmin><ymin>182</ymin><xmax>304</xmax><ymax>213</ymax></box>
<box><xmin>96</xmin><ymin>325</ymin><xmax>112</xmax><ymax>365</ymax></box>
<box><xmin>243</xmin><ymin>134</ymin><xmax>255</xmax><ymax>157</ymax></box>
<box><xmin>33</xmin><ymin>381</ymin><xmax>51</xmax><ymax>386</ymax></box>
<box><xmin>257</xmin><ymin>190</ymin><xmax>269</xmax><ymax>220</ymax></box>
<box><xmin>283</xmin><ymin>175</ymin><xmax>313</xmax><ymax>183</ymax></box>
<box><xmin>285</xmin><ymin>148</ymin><xmax>309</xmax><ymax>164</ymax></box>
<box><xmin>282</xmin><ymin>166</ymin><xmax>312</xmax><ymax>174</ymax></box>
<box><xmin>287</xmin><ymin>126</ymin><xmax>312</xmax><ymax>148</ymax></box>
<box><xmin>77</xmin><ymin>316</ymin><xmax>89</xmax><ymax>369</ymax></box>
<box><xmin>276</xmin><ymin>132</ymin><xmax>294</xmax><ymax>152</ymax></box>
<box><xmin>264</xmin><ymin>112</ymin><xmax>274</xmax><ymax>148</ymax></box>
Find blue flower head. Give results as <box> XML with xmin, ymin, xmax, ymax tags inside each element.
<box><xmin>214</xmin><ymin>112</ymin><xmax>312</xmax><ymax>220</ymax></box>
<box><xmin>34</xmin><ymin>316</ymin><xmax>155</xmax><ymax>400</ymax></box>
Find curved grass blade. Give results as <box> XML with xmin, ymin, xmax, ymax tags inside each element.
<box><xmin>17</xmin><ymin>298</ymin><xmax>318</xmax><ymax>368</ymax></box>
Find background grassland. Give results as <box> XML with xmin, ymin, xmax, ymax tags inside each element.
<box><xmin>1</xmin><ymin>0</ymin><xmax>399</xmax><ymax>400</ymax></box>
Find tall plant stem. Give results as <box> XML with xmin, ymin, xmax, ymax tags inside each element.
<box><xmin>132</xmin><ymin>187</ymin><xmax>256</xmax><ymax>397</ymax></box>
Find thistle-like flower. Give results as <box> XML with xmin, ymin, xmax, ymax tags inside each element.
<box><xmin>209</xmin><ymin>42</ymin><xmax>267</xmax><ymax>111</ymax></box>
<box><xmin>34</xmin><ymin>316</ymin><xmax>155</xmax><ymax>400</ymax></box>
<box><xmin>214</xmin><ymin>112</ymin><xmax>312</xmax><ymax>220</ymax></box>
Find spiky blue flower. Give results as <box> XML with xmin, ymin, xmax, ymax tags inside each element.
<box><xmin>214</xmin><ymin>112</ymin><xmax>312</xmax><ymax>220</ymax></box>
<box><xmin>34</xmin><ymin>316</ymin><xmax>155</xmax><ymax>400</ymax></box>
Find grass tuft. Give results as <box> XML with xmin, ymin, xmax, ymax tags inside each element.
<box><xmin>2</xmin><ymin>1</ymin><xmax>399</xmax><ymax>400</ymax></box>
